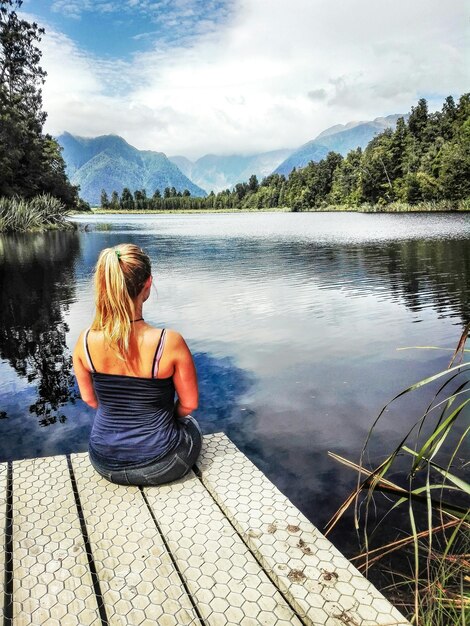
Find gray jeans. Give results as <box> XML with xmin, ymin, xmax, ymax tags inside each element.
<box><xmin>89</xmin><ymin>417</ymin><xmax>202</xmax><ymax>486</ymax></box>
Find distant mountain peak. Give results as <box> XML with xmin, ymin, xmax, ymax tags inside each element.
<box><xmin>274</xmin><ymin>113</ymin><xmax>405</xmax><ymax>176</ymax></box>
<box><xmin>168</xmin><ymin>148</ymin><xmax>293</xmax><ymax>193</ymax></box>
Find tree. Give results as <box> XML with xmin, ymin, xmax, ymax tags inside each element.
<box><xmin>234</xmin><ymin>182</ymin><xmax>248</xmax><ymax>201</ymax></box>
<box><xmin>361</xmin><ymin>132</ymin><xmax>395</xmax><ymax>203</ymax></box>
<box><xmin>248</xmin><ymin>174</ymin><xmax>259</xmax><ymax>192</ymax></box>
<box><xmin>0</xmin><ymin>0</ymin><xmax>77</xmax><ymax>205</ymax></box>
<box><xmin>439</xmin><ymin>118</ymin><xmax>470</xmax><ymax>200</ymax></box>
<box><xmin>120</xmin><ymin>187</ymin><xmax>134</xmax><ymax>210</ymax></box>
<box><xmin>330</xmin><ymin>148</ymin><xmax>362</xmax><ymax>205</ymax></box>
<box><xmin>134</xmin><ymin>189</ymin><xmax>147</xmax><ymax>210</ymax></box>
<box><xmin>435</xmin><ymin>96</ymin><xmax>456</xmax><ymax>144</ymax></box>
<box><xmin>408</xmin><ymin>98</ymin><xmax>428</xmax><ymax>142</ymax></box>
<box><xmin>100</xmin><ymin>189</ymin><xmax>109</xmax><ymax>209</ymax></box>
<box><xmin>110</xmin><ymin>190</ymin><xmax>119</xmax><ymax>210</ymax></box>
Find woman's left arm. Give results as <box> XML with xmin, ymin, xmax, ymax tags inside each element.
<box><xmin>73</xmin><ymin>332</ymin><xmax>98</xmax><ymax>409</ymax></box>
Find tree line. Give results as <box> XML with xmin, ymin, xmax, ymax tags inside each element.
<box><xmin>102</xmin><ymin>94</ymin><xmax>470</xmax><ymax>212</ymax></box>
<box><xmin>0</xmin><ymin>0</ymin><xmax>80</xmax><ymax>208</ymax></box>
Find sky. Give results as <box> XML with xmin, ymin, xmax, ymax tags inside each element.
<box><xmin>23</xmin><ymin>0</ymin><xmax>469</xmax><ymax>159</ymax></box>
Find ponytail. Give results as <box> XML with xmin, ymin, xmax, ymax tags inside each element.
<box><xmin>91</xmin><ymin>244</ymin><xmax>151</xmax><ymax>356</ymax></box>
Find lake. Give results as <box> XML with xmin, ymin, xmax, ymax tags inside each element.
<box><xmin>0</xmin><ymin>211</ymin><xmax>469</xmax><ymax>564</ymax></box>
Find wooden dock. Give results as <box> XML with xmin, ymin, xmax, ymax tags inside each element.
<box><xmin>1</xmin><ymin>433</ymin><xmax>409</xmax><ymax>625</ymax></box>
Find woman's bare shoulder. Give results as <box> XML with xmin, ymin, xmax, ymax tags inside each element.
<box><xmin>163</xmin><ymin>328</ymin><xmax>185</xmax><ymax>345</ymax></box>
<box><xmin>74</xmin><ymin>327</ymin><xmax>88</xmax><ymax>350</ymax></box>
<box><xmin>73</xmin><ymin>326</ymin><xmax>94</xmax><ymax>358</ymax></box>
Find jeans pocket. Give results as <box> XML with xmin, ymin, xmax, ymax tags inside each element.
<box><xmin>139</xmin><ymin>454</ymin><xmax>189</xmax><ymax>486</ymax></box>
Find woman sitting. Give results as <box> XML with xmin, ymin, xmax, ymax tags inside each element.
<box><xmin>73</xmin><ymin>243</ymin><xmax>201</xmax><ymax>486</ymax></box>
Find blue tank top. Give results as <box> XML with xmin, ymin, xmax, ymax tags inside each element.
<box><xmin>85</xmin><ymin>328</ymin><xmax>180</xmax><ymax>465</ymax></box>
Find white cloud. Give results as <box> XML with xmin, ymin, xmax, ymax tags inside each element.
<box><xmin>35</xmin><ymin>0</ymin><xmax>469</xmax><ymax>158</ymax></box>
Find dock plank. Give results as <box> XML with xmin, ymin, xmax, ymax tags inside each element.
<box><xmin>71</xmin><ymin>452</ymin><xmax>200</xmax><ymax>626</ymax></box>
<box><xmin>144</xmin><ymin>471</ymin><xmax>305</xmax><ymax>626</ymax></box>
<box><xmin>197</xmin><ymin>433</ymin><xmax>410</xmax><ymax>626</ymax></box>
<box><xmin>12</xmin><ymin>456</ymin><xmax>100</xmax><ymax>626</ymax></box>
<box><xmin>0</xmin><ymin>462</ymin><xmax>7</xmax><ymax>620</ymax></box>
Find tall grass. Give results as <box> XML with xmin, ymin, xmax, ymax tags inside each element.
<box><xmin>328</xmin><ymin>324</ymin><xmax>470</xmax><ymax>625</ymax></box>
<box><xmin>0</xmin><ymin>195</ymin><xmax>74</xmax><ymax>232</ymax></box>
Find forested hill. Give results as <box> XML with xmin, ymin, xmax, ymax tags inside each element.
<box><xmin>274</xmin><ymin>115</ymin><xmax>405</xmax><ymax>175</ymax></box>
<box><xmin>98</xmin><ymin>94</ymin><xmax>469</xmax><ymax>212</ymax></box>
<box><xmin>242</xmin><ymin>95</ymin><xmax>470</xmax><ymax>211</ymax></box>
<box><xmin>57</xmin><ymin>133</ymin><xmax>207</xmax><ymax>204</ymax></box>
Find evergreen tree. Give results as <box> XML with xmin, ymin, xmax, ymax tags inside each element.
<box><xmin>120</xmin><ymin>187</ymin><xmax>134</xmax><ymax>210</ymax></box>
<box><xmin>408</xmin><ymin>98</ymin><xmax>429</xmax><ymax>142</ymax></box>
<box><xmin>100</xmin><ymin>189</ymin><xmax>109</xmax><ymax>209</ymax></box>
<box><xmin>134</xmin><ymin>189</ymin><xmax>147</xmax><ymax>210</ymax></box>
<box><xmin>441</xmin><ymin>97</ymin><xmax>456</xmax><ymax>134</ymax></box>
<box><xmin>0</xmin><ymin>0</ymin><xmax>77</xmax><ymax>205</ymax></box>
<box><xmin>248</xmin><ymin>174</ymin><xmax>259</xmax><ymax>192</ymax></box>
<box><xmin>110</xmin><ymin>190</ymin><xmax>119</xmax><ymax>210</ymax></box>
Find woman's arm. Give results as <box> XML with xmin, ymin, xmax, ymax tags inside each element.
<box><xmin>72</xmin><ymin>332</ymin><xmax>98</xmax><ymax>409</ymax></box>
<box><xmin>170</xmin><ymin>332</ymin><xmax>198</xmax><ymax>418</ymax></box>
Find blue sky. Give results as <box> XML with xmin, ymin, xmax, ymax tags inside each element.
<box><xmin>21</xmin><ymin>0</ymin><xmax>469</xmax><ymax>158</ymax></box>
<box><xmin>25</xmin><ymin>0</ymin><xmax>232</xmax><ymax>58</ymax></box>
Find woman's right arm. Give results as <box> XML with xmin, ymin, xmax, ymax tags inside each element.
<box><xmin>170</xmin><ymin>331</ymin><xmax>199</xmax><ymax>418</ymax></box>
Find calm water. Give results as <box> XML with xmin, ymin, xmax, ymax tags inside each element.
<box><xmin>0</xmin><ymin>211</ymin><xmax>469</xmax><ymax>559</ymax></box>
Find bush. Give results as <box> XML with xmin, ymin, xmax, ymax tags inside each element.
<box><xmin>0</xmin><ymin>194</ymin><xmax>74</xmax><ymax>232</ymax></box>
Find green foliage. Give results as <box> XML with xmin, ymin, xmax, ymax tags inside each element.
<box><xmin>0</xmin><ymin>194</ymin><xmax>73</xmax><ymax>231</ymax></box>
<box><xmin>75</xmin><ymin>197</ymin><xmax>91</xmax><ymax>212</ymax></box>
<box><xmin>0</xmin><ymin>0</ymin><xmax>78</xmax><ymax>209</ymax></box>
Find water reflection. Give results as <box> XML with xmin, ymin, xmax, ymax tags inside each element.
<box><xmin>0</xmin><ymin>232</ymin><xmax>80</xmax><ymax>426</ymax></box>
<box><xmin>0</xmin><ymin>214</ymin><xmax>468</xmax><ymax>559</ymax></box>
<box><xmin>194</xmin><ymin>352</ymin><xmax>256</xmax><ymax>431</ymax></box>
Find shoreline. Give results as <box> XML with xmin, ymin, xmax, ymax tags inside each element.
<box><xmin>74</xmin><ymin>205</ymin><xmax>470</xmax><ymax>216</ymax></box>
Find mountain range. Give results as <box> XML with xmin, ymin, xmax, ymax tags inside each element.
<box><xmin>57</xmin><ymin>113</ymin><xmax>405</xmax><ymax>204</ymax></box>
<box><xmin>273</xmin><ymin>114</ymin><xmax>406</xmax><ymax>175</ymax></box>
<box><xmin>57</xmin><ymin>133</ymin><xmax>206</xmax><ymax>205</ymax></box>
<box><xmin>169</xmin><ymin>149</ymin><xmax>293</xmax><ymax>194</ymax></box>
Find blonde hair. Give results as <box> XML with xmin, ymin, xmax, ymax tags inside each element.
<box><xmin>91</xmin><ymin>243</ymin><xmax>151</xmax><ymax>355</ymax></box>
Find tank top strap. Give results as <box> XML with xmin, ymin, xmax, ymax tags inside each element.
<box><xmin>152</xmin><ymin>329</ymin><xmax>167</xmax><ymax>378</ymax></box>
<box><xmin>83</xmin><ymin>327</ymin><xmax>96</xmax><ymax>373</ymax></box>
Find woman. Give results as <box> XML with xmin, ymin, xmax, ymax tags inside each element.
<box><xmin>73</xmin><ymin>243</ymin><xmax>201</xmax><ymax>486</ymax></box>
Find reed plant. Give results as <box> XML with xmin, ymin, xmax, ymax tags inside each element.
<box><xmin>328</xmin><ymin>324</ymin><xmax>470</xmax><ymax>625</ymax></box>
<box><xmin>0</xmin><ymin>195</ymin><xmax>73</xmax><ymax>232</ymax></box>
